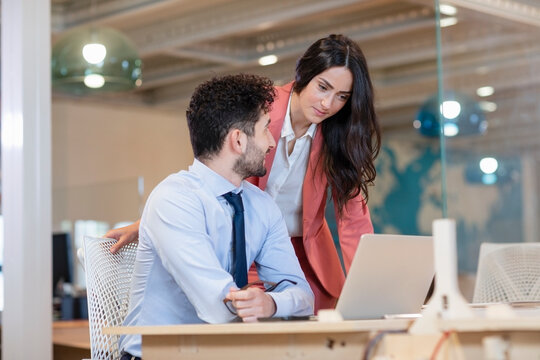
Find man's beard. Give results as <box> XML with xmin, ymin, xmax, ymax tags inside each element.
<box><xmin>233</xmin><ymin>139</ymin><xmax>267</xmax><ymax>179</ymax></box>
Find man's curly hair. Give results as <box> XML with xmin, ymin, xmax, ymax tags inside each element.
<box><xmin>186</xmin><ymin>74</ymin><xmax>276</xmax><ymax>160</ymax></box>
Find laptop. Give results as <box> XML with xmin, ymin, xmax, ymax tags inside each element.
<box><xmin>335</xmin><ymin>234</ymin><xmax>434</xmax><ymax>320</ymax></box>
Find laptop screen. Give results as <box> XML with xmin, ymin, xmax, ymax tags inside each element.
<box><xmin>336</xmin><ymin>234</ymin><xmax>434</xmax><ymax>320</ymax></box>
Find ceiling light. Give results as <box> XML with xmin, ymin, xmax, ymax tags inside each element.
<box><xmin>258</xmin><ymin>55</ymin><xmax>278</xmax><ymax>66</ymax></box>
<box><xmin>479</xmin><ymin>157</ymin><xmax>498</xmax><ymax>174</ymax></box>
<box><xmin>84</xmin><ymin>74</ymin><xmax>105</xmax><ymax>89</ymax></box>
<box><xmin>416</xmin><ymin>91</ymin><xmax>487</xmax><ymax>137</ymax></box>
<box><xmin>482</xmin><ymin>173</ymin><xmax>498</xmax><ymax>185</ymax></box>
<box><xmin>479</xmin><ymin>101</ymin><xmax>497</xmax><ymax>112</ymax></box>
<box><xmin>443</xmin><ymin>122</ymin><xmax>459</xmax><ymax>137</ymax></box>
<box><xmin>440</xmin><ymin>17</ymin><xmax>458</xmax><ymax>28</ymax></box>
<box><xmin>52</xmin><ymin>26</ymin><xmax>142</xmax><ymax>94</ymax></box>
<box><xmin>440</xmin><ymin>100</ymin><xmax>461</xmax><ymax>119</ymax></box>
<box><xmin>82</xmin><ymin>43</ymin><xmax>106</xmax><ymax>64</ymax></box>
<box><xmin>476</xmin><ymin>86</ymin><xmax>494</xmax><ymax>97</ymax></box>
<box><xmin>440</xmin><ymin>4</ymin><xmax>458</xmax><ymax>16</ymax></box>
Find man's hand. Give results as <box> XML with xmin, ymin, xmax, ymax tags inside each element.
<box><xmin>105</xmin><ymin>219</ymin><xmax>141</xmax><ymax>254</ymax></box>
<box><xmin>225</xmin><ymin>286</ymin><xmax>276</xmax><ymax>322</ymax></box>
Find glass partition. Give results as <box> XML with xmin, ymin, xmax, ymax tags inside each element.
<box><xmin>370</xmin><ymin>6</ymin><xmax>443</xmax><ymax>237</ymax></box>
<box><xmin>436</xmin><ymin>0</ymin><xmax>540</xmax><ymax>299</ymax></box>
<box><xmin>370</xmin><ymin>1</ymin><xmax>540</xmax><ymax>301</ymax></box>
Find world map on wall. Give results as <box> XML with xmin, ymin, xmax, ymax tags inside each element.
<box><xmin>370</xmin><ymin>140</ymin><xmax>442</xmax><ymax>236</ymax></box>
<box><xmin>367</xmin><ymin>139</ymin><xmax>523</xmax><ymax>273</ymax></box>
<box><xmin>325</xmin><ymin>139</ymin><xmax>442</xmax><ymax>270</ymax></box>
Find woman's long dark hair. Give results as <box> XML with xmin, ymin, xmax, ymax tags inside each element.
<box><xmin>293</xmin><ymin>34</ymin><xmax>381</xmax><ymax>214</ymax></box>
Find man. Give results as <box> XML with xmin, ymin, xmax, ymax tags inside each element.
<box><xmin>119</xmin><ymin>74</ymin><xmax>314</xmax><ymax>359</ymax></box>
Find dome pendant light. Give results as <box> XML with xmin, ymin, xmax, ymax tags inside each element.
<box><xmin>414</xmin><ymin>91</ymin><xmax>488</xmax><ymax>137</ymax></box>
<box><xmin>52</xmin><ymin>26</ymin><xmax>142</xmax><ymax>94</ymax></box>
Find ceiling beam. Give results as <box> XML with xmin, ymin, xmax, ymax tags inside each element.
<box><xmin>140</xmin><ymin>11</ymin><xmax>435</xmax><ymax>88</ymax></box>
<box><xmin>52</xmin><ymin>0</ymin><xmax>188</xmax><ymax>31</ymax></box>
<box><xmin>164</xmin><ymin>48</ymin><xmax>250</xmax><ymax>66</ymax></box>
<box><xmin>444</xmin><ymin>0</ymin><xmax>540</xmax><ymax>27</ymax></box>
<box><xmin>127</xmin><ymin>0</ymin><xmax>379</xmax><ymax>56</ymax></box>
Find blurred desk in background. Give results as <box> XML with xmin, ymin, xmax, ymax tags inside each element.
<box><xmin>53</xmin><ymin>320</ymin><xmax>90</xmax><ymax>360</ymax></box>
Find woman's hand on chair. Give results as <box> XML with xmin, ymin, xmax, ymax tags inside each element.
<box><xmin>106</xmin><ymin>219</ymin><xmax>141</xmax><ymax>253</ymax></box>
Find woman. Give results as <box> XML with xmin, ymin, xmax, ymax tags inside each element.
<box><xmin>107</xmin><ymin>34</ymin><xmax>381</xmax><ymax>312</ymax></box>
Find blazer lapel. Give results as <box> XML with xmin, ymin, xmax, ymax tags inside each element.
<box><xmin>302</xmin><ymin>129</ymin><xmax>327</xmax><ymax>238</ymax></box>
<box><xmin>257</xmin><ymin>83</ymin><xmax>293</xmax><ymax>190</ymax></box>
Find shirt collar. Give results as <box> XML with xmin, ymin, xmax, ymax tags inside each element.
<box><xmin>189</xmin><ymin>159</ymin><xmax>243</xmax><ymax>198</ymax></box>
<box><xmin>281</xmin><ymin>93</ymin><xmax>317</xmax><ymax>140</ymax></box>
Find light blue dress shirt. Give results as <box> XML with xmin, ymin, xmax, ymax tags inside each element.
<box><xmin>120</xmin><ymin>159</ymin><xmax>314</xmax><ymax>356</ymax></box>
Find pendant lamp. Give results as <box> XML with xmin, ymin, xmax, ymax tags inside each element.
<box><xmin>414</xmin><ymin>91</ymin><xmax>487</xmax><ymax>137</ymax></box>
<box><xmin>52</xmin><ymin>26</ymin><xmax>142</xmax><ymax>94</ymax></box>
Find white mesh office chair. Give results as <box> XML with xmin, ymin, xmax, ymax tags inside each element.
<box><xmin>83</xmin><ymin>235</ymin><xmax>137</xmax><ymax>360</ymax></box>
<box><xmin>473</xmin><ymin>242</ymin><xmax>540</xmax><ymax>303</ymax></box>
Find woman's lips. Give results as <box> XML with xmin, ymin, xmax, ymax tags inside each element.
<box><xmin>313</xmin><ymin>107</ymin><xmax>327</xmax><ymax>117</ymax></box>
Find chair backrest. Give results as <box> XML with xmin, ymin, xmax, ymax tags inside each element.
<box><xmin>473</xmin><ymin>242</ymin><xmax>540</xmax><ymax>303</ymax></box>
<box><xmin>83</xmin><ymin>235</ymin><xmax>137</xmax><ymax>360</ymax></box>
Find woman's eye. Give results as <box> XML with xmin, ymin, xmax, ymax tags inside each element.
<box><xmin>318</xmin><ymin>84</ymin><xmax>327</xmax><ymax>91</ymax></box>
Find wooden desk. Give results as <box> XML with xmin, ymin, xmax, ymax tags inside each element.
<box><xmin>105</xmin><ymin>319</ymin><xmax>412</xmax><ymax>359</ymax></box>
<box><xmin>106</xmin><ymin>317</ymin><xmax>540</xmax><ymax>360</ymax></box>
<box><xmin>381</xmin><ymin>318</ymin><xmax>540</xmax><ymax>359</ymax></box>
<box><xmin>53</xmin><ymin>320</ymin><xmax>91</xmax><ymax>360</ymax></box>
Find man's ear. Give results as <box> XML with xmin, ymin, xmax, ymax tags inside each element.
<box><xmin>229</xmin><ymin>129</ymin><xmax>248</xmax><ymax>154</ymax></box>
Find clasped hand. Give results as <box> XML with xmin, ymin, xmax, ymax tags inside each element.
<box><xmin>225</xmin><ymin>286</ymin><xmax>276</xmax><ymax>322</ymax></box>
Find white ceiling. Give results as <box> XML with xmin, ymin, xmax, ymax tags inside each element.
<box><xmin>50</xmin><ymin>0</ymin><xmax>540</xmax><ymax>150</ymax></box>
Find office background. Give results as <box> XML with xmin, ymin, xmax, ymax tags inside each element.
<box><xmin>42</xmin><ymin>0</ymin><xmax>539</xmax><ymax>293</ymax></box>
<box><xmin>3</xmin><ymin>0</ymin><xmax>539</xmax><ymax>302</ymax></box>
<box><xmin>0</xmin><ymin>1</ymin><xmax>539</xmax><ymax>357</ymax></box>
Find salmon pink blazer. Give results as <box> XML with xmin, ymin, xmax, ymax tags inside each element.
<box><xmin>247</xmin><ymin>82</ymin><xmax>373</xmax><ymax>298</ymax></box>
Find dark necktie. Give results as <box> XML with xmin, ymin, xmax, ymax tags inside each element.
<box><xmin>223</xmin><ymin>191</ymin><xmax>248</xmax><ymax>288</ymax></box>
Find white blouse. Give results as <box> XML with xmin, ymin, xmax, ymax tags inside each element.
<box><xmin>266</xmin><ymin>95</ymin><xmax>317</xmax><ymax>237</ymax></box>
